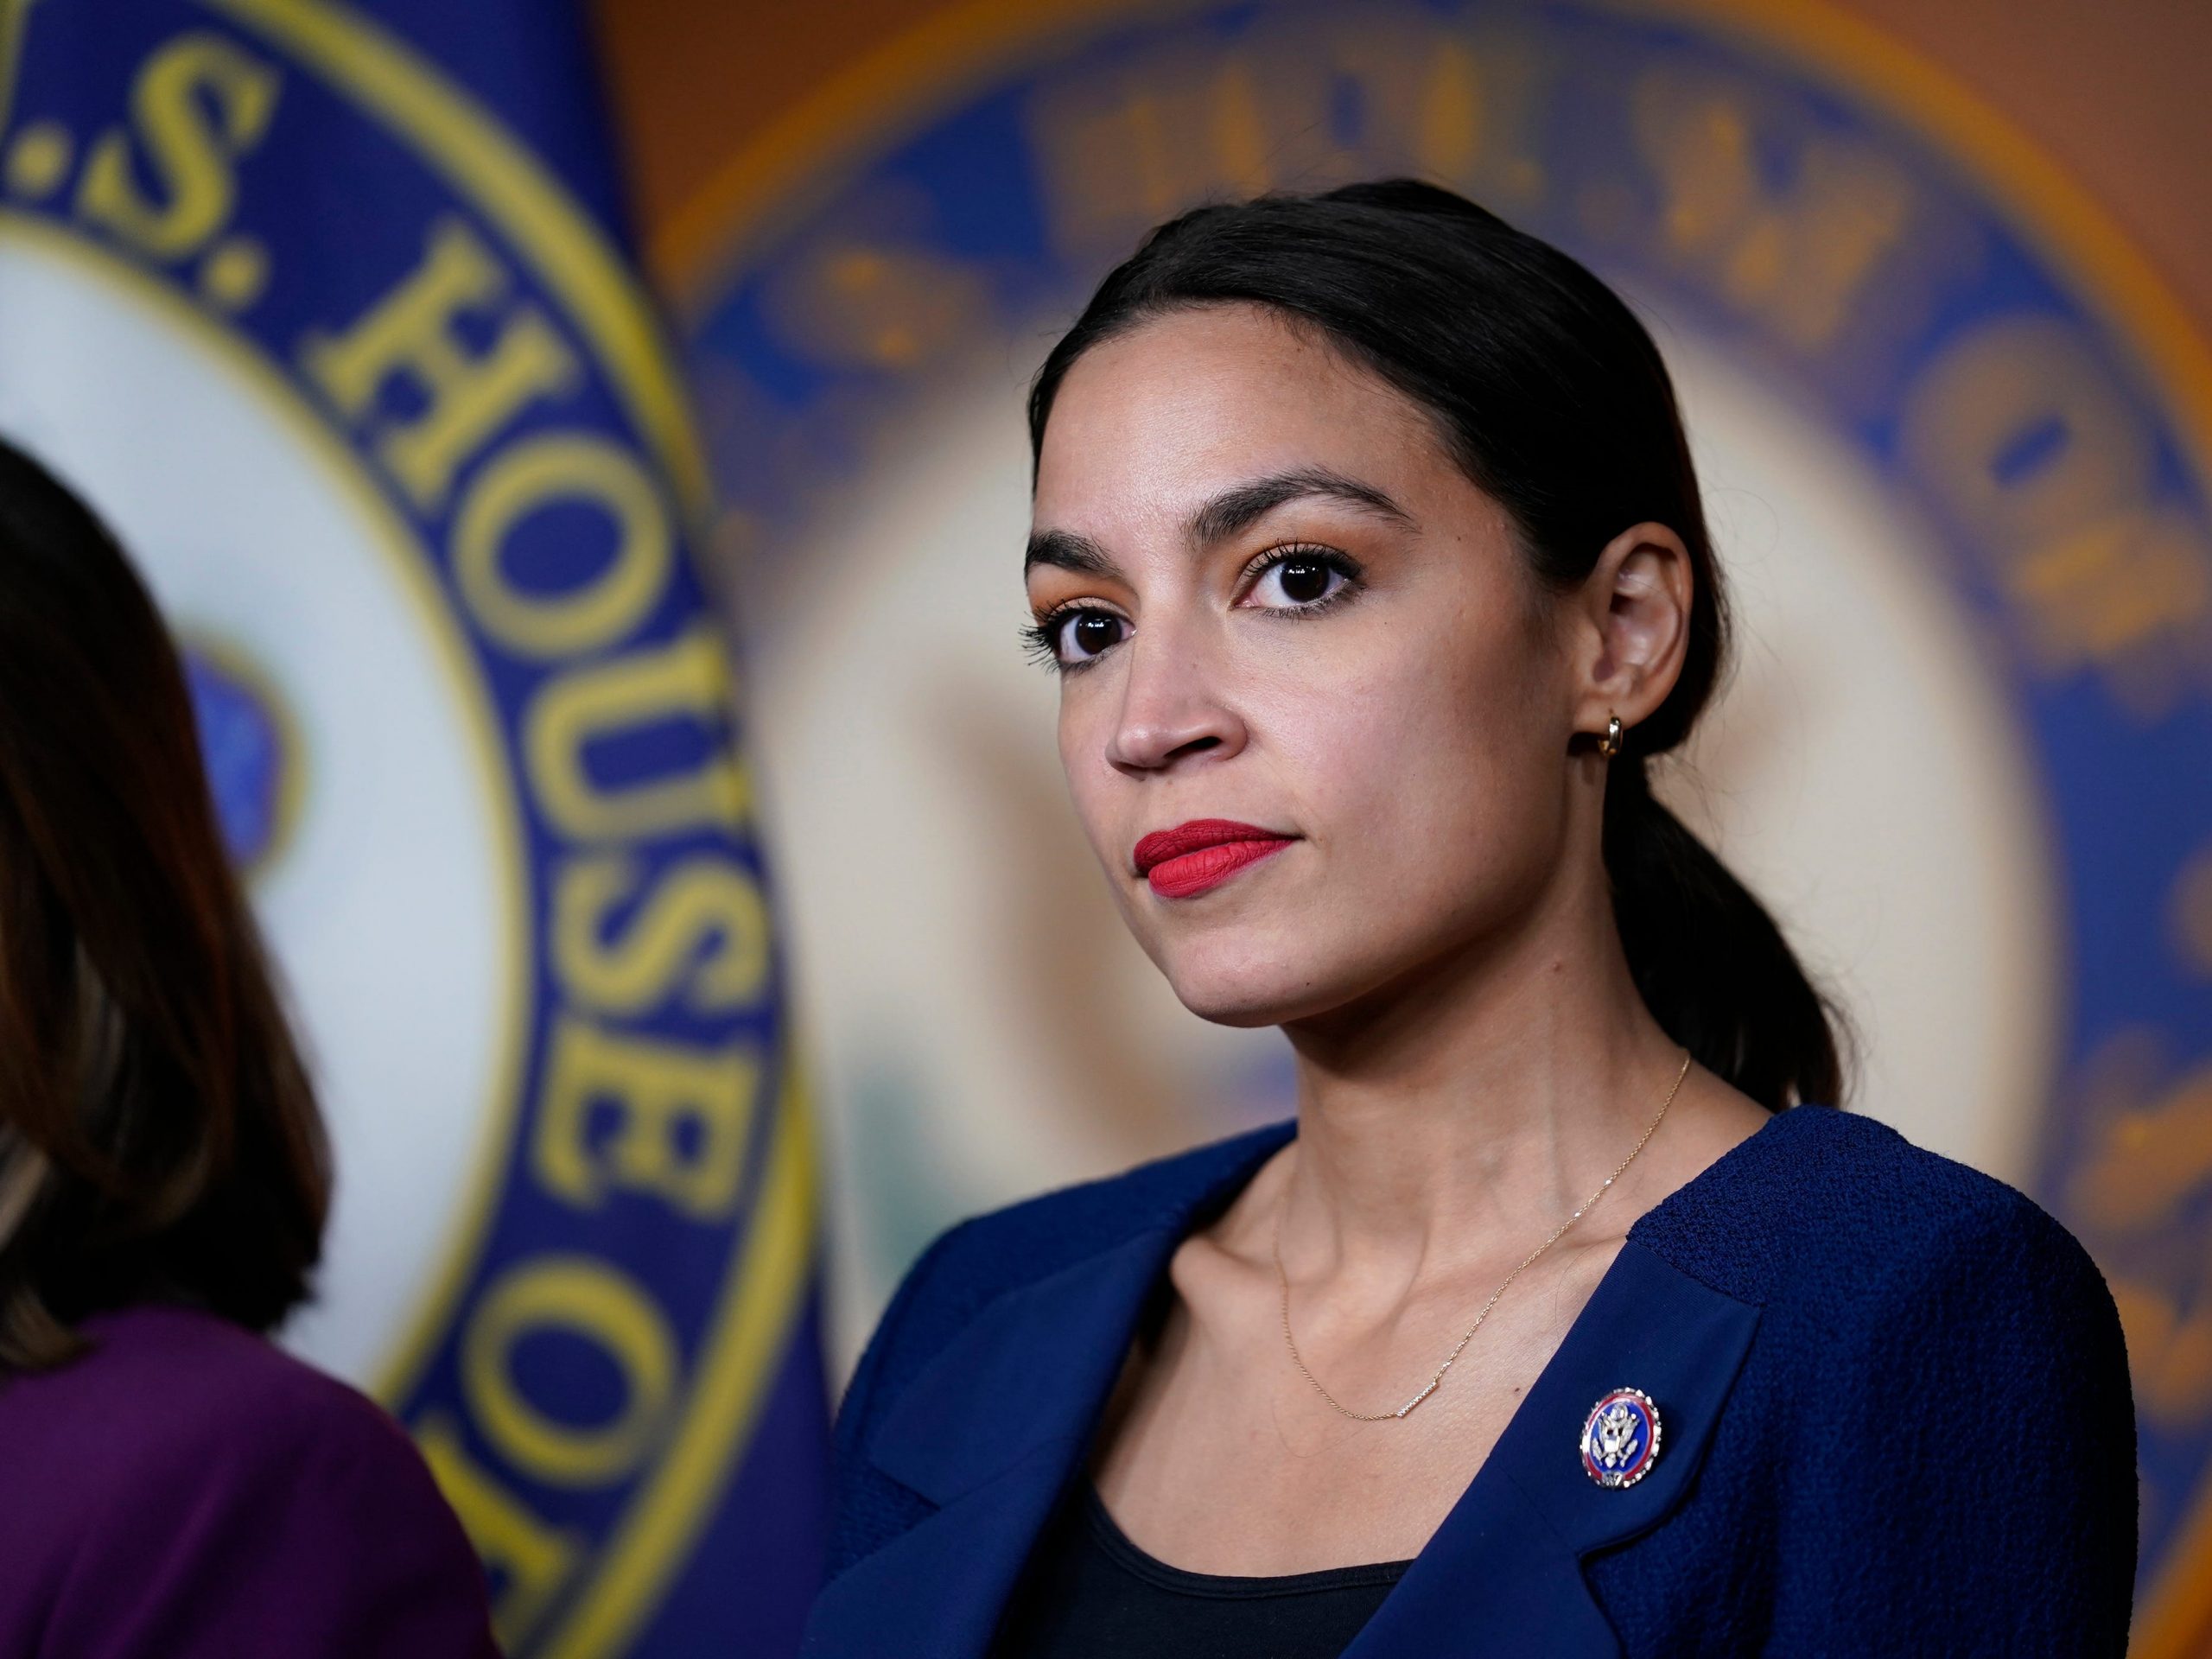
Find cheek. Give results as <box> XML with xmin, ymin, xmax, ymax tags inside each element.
<box><xmin>1267</xmin><ymin>611</ymin><xmax>1561</xmax><ymax>884</ymax></box>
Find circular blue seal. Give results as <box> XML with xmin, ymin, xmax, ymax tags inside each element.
<box><xmin>0</xmin><ymin>4</ymin><xmax>816</xmax><ymax>1654</ymax></box>
<box><xmin>676</xmin><ymin>0</ymin><xmax>2212</xmax><ymax>1630</ymax></box>
<box><xmin>1582</xmin><ymin>1386</ymin><xmax>1663</xmax><ymax>1488</ymax></box>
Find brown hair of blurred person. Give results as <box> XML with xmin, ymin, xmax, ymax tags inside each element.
<box><xmin>0</xmin><ymin>433</ymin><xmax>328</xmax><ymax>1376</ymax></box>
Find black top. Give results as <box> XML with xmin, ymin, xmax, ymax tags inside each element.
<box><xmin>990</xmin><ymin>1478</ymin><xmax>1413</xmax><ymax>1659</ymax></box>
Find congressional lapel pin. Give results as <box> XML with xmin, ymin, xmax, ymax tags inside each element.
<box><xmin>1581</xmin><ymin>1388</ymin><xmax>1662</xmax><ymax>1488</ymax></box>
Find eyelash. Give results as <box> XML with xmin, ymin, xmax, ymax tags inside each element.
<box><xmin>1018</xmin><ymin>543</ymin><xmax>1364</xmax><ymax>676</ymax></box>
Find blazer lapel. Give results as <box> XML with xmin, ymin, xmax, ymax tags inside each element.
<box><xmin>1344</xmin><ymin>1238</ymin><xmax>1761</xmax><ymax>1657</ymax></box>
<box><xmin>805</xmin><ymin>1123</ymin><xmax>1297</xmax><ymax>1659</ymax></box>
<box><xmin>805</xmin><ymin>1127</ymin><xmax>1759</xmax><ymax>1659</ymax></box>
<box><xmin>798</xmin><ymin>1439</ymin><xmax>1107</xmax><ymax>1659</ymax></box>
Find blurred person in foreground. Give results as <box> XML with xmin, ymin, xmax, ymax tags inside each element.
<box><xmin>805</xmin><ymin>181</ymin><xmax>2136</xmax><ymax>1658</ymax></box>
<box><xmin>0</xmin><ymin>435</ymin><xmax>498</xmax><ymax>1657</ymax></box>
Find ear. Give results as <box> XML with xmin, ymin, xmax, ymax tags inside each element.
<box><xmin>1569</xmin><ymin>520</ymin><xmax>1693</xmax><ymax>748</ymax></box>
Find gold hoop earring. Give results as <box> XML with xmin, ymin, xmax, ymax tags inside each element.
<box><xmin>1596</xmin><ymin>713</ymin><xmax>1624</xmax><ymax>759</ymax></box>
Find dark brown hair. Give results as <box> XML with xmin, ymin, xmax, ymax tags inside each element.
<box><xmin>0</xmin><ymin>434</ymin><xmax>329</xmax><ymax>1373</ymax></box>
<box><xmin>1028</xmin><ymin>180</ymin><xmax>1848</xmax><ymax>1110</ymax></box>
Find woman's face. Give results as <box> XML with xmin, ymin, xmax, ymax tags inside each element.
<box><xmin>1027</xmin><ymin>302</ymin><xmax>1589</xmax><ymax>1031</ymax></box>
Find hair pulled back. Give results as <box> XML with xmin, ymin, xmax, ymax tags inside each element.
<box><xmin>1027</xmin><ymin>179</ymin><xmax>1845</xmax><ymax>1111</ymax></box>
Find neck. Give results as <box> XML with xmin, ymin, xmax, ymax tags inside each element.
<box><xmin>1275</xmin><ymin>859</ymin><xmax>1686</xmax><ymax>1289</ymax></box>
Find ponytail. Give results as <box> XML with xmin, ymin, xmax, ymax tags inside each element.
<box><xmin>1603</xmin><ymin>759</ymin><xmax>1847</xmax><ymax>1109</ymax></box>
<box><xmin>1027</xmin><ymin>177</ymin><xmax>1849</xmax><ymax>1108</ymax></box>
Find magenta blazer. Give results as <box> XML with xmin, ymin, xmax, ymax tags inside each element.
<box><xmin>0</xmin><ymin>1303</ymin><xmax>499</xmax><ymax>1656</ymax></box>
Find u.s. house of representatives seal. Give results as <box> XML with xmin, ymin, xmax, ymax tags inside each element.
<box><xmin>668</xmin><ymin>0</ymin><xmax>2212</xmax><ymax>1644</ymax></box>
<box><xmin>1581</xmin><ymin>1387</ymin><xmax>1663</xmax><ymax>1490</ymax></box>
<box><xmin>0</xmin><ymin>3</ymin><xmax>814</xmax><ymax>1654</ymax></box>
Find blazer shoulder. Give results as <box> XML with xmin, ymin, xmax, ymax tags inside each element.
<box><xmin>0</xmin><ymin>1306</ymin><xmax>496</xmax><ymax>1655</ymax></box>
<box><xmin>1611</xmin><ymin>1111</ymin><xmax>2135</xmax><ymax>1652</ymax></box>
<box><xmin>1636</xmin><ymin>1105</ymin><xmax>2118</xmax><ymax>1343</ymax></box>
<box><xmin>11</xmin><ymin>1305</ymin><xmax>418</xmax><ymax>1486</ymax></box>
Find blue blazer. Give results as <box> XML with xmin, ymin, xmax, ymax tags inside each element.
<box><xmin>804</xmin><ymin>1104</ymin><xmax>2137</xmax><ymax>1656</ymax></box>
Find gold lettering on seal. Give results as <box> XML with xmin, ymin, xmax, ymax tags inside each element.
<box><xmin>1902</xmin><ymin>314</ymin><xmax>2212</xmax><ymax>711</ymax></box>
<box><xmin>2060</xmin><ymin>1032</ymin><xmax>2212</xmax><ymax>1427</ymax></box>
<box><xmin>1630</xmin><ymin>68</ymin><xmax>1912</xmax><ymax>355</ymax></box>
<box><xmin>555</xmin><ymin>853</ymin><xmax>772</xmax><ymax>1016</ymax></box>
<box><xmin>300</xmin><ymin>215</ymin><xmax>580</xmax><ymax>508</ymax></box>
<box><xmin>462</xmin><ymin>1255</ymin><xmax>680</xmax><ymax>1486</ymax></box>
<box><xmin>525</xmin><ymin>622</ymin><xmax>747</xmax><ymax>842</ymax></box>
<box><xmin>532</xmin><ymin>1014</ymin><xmax>759</xmax><ymax>1219</ymax></box>
<box><xmin>1025</xmin><ymin>14</ymin><xmax>1546</xmax><ymax>263</ymax></box>
<box><xmin>78</xmin><ymin>32</ymin><xmax>277</xmax><ymax>260</ymax></box>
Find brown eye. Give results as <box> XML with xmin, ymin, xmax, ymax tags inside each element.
<box><xmin>1277</xmin><ymin>557</ymin><xmax>1331</xmax><ymax>603</ymax></box>
<box><xmin>1054</xmin><ymin>608</ymin><xmax>1126</xmax><ymax>664</ymax></box>
<box><xmin>1245</xmin><ymin>548</ymin><xmax>1356</xmax><ymax>611</ymax></box>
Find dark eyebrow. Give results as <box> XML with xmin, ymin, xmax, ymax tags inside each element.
<box><xmin>1024</xmin><ymin>466</ymin><xmax>1414</xmax><ymax>576</ymax></box>
<box><xmin>1185</xmin><ymin>466</ymin><xmax>1415</xmax><ymax>547</ymax></box>
<box><xmin>1023</xmin><ymin>527</ymin><xmax>1121</xmax><ymax>578</ymax></box>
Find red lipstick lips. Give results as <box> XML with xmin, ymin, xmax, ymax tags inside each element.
<box><xmin>1133</xmin><ymin>818</ymin><xmax>1297</xmax><ymax>899</ymax></box>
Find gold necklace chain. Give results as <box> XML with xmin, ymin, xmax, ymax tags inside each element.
<box><xmin>1271</xmin><ymin>1048</ymin><xmax>1693</xmax><ymax>1422</ymax></box>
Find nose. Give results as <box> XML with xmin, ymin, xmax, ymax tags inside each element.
<box><xmin>1103</xmin><ymin>620</ymin><xmax>1247</xmax><ymax>775</ymax></box>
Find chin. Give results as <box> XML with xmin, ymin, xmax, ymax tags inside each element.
<box><xmin>1154</xmin><ymin>929</ymin><xmax>1359</xmax><ymax>1030</ymax></box>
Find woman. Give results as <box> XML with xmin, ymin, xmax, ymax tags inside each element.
<box><xmin>0</xmin><ymin>436</ymin><xmax>499</xmax><ymax>1656</ymax></box>
<box><xmin>802</xmin><ymin>181</ymin><xmax>2137</xmax><ymax>1657</ymax></box>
